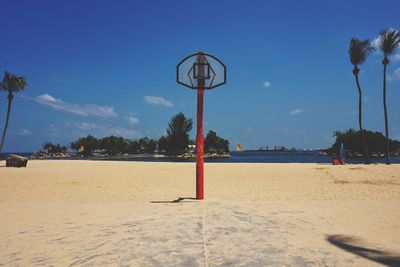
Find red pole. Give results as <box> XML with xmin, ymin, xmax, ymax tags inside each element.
<box><xmin>196</xmin><ymin>53</ymin><xmax>205</xmax><ymax>200</ymax></box>
<box><xmin>196</xmin><ymin>89</ymin><xmax>204</xmax><ymax>199</ymax></box>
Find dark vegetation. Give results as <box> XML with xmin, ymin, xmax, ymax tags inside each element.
<box><xmin>159</xmin><ymin>112</ymin><xmax>193</xmax><ymax>155</ymax></box>
<box><xmin>41</xmin><ymin>112</ymin><xmax>230</xmax><ymax>157</ymax></box>
<box><xmin>43</xmin><ymin>142</ymin><xmax>67</xmax><ymax>154</ymax></box>
<box><xmin>204</xmin><ymin>130</ymin><xmax>230</xmax><ymax>153</ymax></box>
<box><xmin>329</xmin><ymin>129</ymin><xmax>400</xmax><ymax>156</ymax></box>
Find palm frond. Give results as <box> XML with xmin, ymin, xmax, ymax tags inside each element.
<box><xmin>1</xmin><ymin>71</ymin><xmax>27</xmax><ymax>94</ymax></box>
<box><xmin>348</xmin><ymin>37</ymin><xmax>375</xmax><ymax>66</ymax></box>
<box><xmin>379</xmin><ymin>29</ymin><xmax>400</xmax><ymax>56</ymax></box>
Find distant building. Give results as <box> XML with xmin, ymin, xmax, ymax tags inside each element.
<box><xmin>187</xmin><ymin>144</ymin><xmax>196</xmax><ymax>153</ymax></box>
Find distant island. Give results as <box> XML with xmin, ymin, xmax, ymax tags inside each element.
<box><xmin>31</xmin><ymin>113</ymin><xmax>230</xmax><ymax>160</ymax></box>
<box><xmin>326</xmin><ymin>129</ymin><xmax>400</xmax><ymax>158</ymax></box>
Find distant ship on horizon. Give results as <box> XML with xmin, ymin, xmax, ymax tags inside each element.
<box><xmin>236</xmin><ymin>145</ymin><xmax>297</xmax><ymax>153</ymax></box>
<box><xmin>255</xmin><ymin>146</ymin><xmax>296</xmax><ymax>152</ymax></box>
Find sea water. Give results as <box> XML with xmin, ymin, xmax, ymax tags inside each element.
<box><xmin>1</xmin><ymin>151</ymin><xmax>399</xmax><ymax>164</ymax></box>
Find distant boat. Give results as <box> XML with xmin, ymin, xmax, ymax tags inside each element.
<box><xmin>256</xmin><ymin>146</ymin><xmax>296</xmax><ymax>152</ymax></box>
<box><xmin>236</xmin><ymin>144</ymin><xmax>243</xmax><ymax>152</ymax></box>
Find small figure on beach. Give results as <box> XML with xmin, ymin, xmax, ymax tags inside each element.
<box><xmin>332</xmin><ymin>153</ymin><xmax>339</xmax><ymax>165</ymax></box>
<box><xmin>339</xmin><ymin>143</ymin><xmax>346</xmax><ymax>165</ymax></box>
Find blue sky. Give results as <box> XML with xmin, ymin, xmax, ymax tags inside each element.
<box><xmin>1</xmin><ymin>0</ymin><xmax>400</xmax><ymax>152</ymax></box>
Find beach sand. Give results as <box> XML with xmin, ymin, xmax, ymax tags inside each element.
<box><xmin>1</xmin><ymin>160</ymin><xmax>399</xmax><ymax>266</ymax></box>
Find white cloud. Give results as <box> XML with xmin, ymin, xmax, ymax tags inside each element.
<box><xmin>371</xmin><ymin>36</ymin><xmax>380</xmax><ymax>49</ymax></box>
<box><xmin>144</xmin><ymin>96</ymin><xmax>174</xmax><ymax>107</ymax></box>
<box><xmin>76</xmin><ymin>122</ymin><xmax>97</xmax><ymax>130</ymax></box>
<box><xmin>35</xmin><ymin>94</ymin><xmax>118</xmax><ymax>119</ymax></box>
<box><xmin>46</xmin><ymin>122</ymin><xmax>142</xmax><ymax>140</ymax></box>
<box><xmin>14</xmin><ymin>129</ymin><xmax>32</xmax><ymax>136</ymax></box>
<box><xmin>262</xmin><ymin>81</ymin><xmax>271</xmax><ymax>88</ymax></box>
<box><xmin>393</xmin><ymin>68</ymin><xmax>400</xmax><ymax>80</ymax></box>
<box><xmin>394</xmin><ymin>52</ymin><xmax>400</xmax><ymax>62</ymax></box>
<box><xmin>37</xmin><ymin>94</ymin><xmax>57</xmax><ymax>103</ymax></box>
<box><xmin>290</xmin><ymin>109</ymin><xmax>303</xmax><ymax>115</ymax></box>
<box><xmin>102</xmin><ymin>126</ymin><xmax>141</xmax><ymax>138</ymax></box>
<box><xmin>388</xmin><ymin>67</ymin><xmax>400</xmax><ymax>81</ymax></box>
<box><xmin>126</xmin><ymin>116</ymin><xmax>139</xmax><ymax>125</ymax></box>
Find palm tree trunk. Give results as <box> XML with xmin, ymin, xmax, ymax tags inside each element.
<box><xmin>383</xmin><ymin>60</ymin><xmax>390</xmax><ymax>165</ymax></box>
<box><xmin>0</xmin><ymin>93</ymin><xmax>13</xmax><ymax>153</ymax></box>
<box><xmin>354</xmin><ymin>71</ymin><xmax>370</xmax><ymax>164</ymax></box>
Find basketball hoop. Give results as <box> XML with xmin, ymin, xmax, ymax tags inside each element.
<box><xmin>176</xmin><ymin>52</ymin><xmax>227</xmax><ymax>200</ymax></box>
<box><xmin>177</xmin><ymin>52</ymin><xmax>227</xmax><ymax>90</ymax></box>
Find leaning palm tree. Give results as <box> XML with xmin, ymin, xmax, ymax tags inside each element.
<box><xmin>0</xmin><ymin>71</ymin><xmax>28</xmax><ymax>153</ymax></box>
<box><xmin>348</xmin><ymin>38</ymin><xmax>375</xmax><ymax>164</ymax></box>
<box><xmin>379</xmin><ymin>29</ymin><xmax>400</xmax><ymax>165</ymax></box>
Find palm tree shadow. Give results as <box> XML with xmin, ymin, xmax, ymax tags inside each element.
<box><xmin>150</xmin><ymin>197</ymin><xmax>198</xmax><ymax>204</ymax></box>
<box><xmin>326</xmin><ymin>234</ymin><xmax>400</xmax><ymax>267</ymax></box>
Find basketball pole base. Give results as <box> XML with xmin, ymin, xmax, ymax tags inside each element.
<box><xmin>196</xmin><ymin>149</ymin><xmax>204</xmax><ymax>199</ymax></box>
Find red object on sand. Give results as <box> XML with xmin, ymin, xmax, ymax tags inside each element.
<box><xmin>177</xmin><ymin>52</ymin><xmax>226</xmax><ymax>200</ymax></box>
<box><xmin>332</xmin><ymin>158</ymin><xmax>339</xmax><ymax>165</ymax></box>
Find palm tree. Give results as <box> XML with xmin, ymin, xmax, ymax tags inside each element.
<box><xmin>378</xmin><ymin>29</ymin><xmax>400</xmax><ymax>165</ymax></box>
<box><xmin>348</xmin><ymin>38</ymin><xmax>375</xmax><ymax>164</ymax></box>
<box><xmin>0</xmin><ymin>71</ymin><xmax>28</xmax><ymax>153</ymax></box>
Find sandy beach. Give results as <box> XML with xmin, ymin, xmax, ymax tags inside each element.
<box><xmin>1</xmin><ymin>160</ymin><xmax>399</xmax><ymax>266</ymax></box>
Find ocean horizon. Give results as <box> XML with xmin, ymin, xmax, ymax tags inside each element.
<box><xmin>2</xmin><ymin>151</ymin><xmax>400</xmax><ymax>164</ymax></box>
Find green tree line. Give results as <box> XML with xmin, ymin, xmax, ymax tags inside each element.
<box><xmin>44</xmin><ymin>112</ymin><xmax>229</xmax><ymax>157</ymax></box>
<box><xmin>329</xmin><ymin>129</ymin><xmax>400</xmax><ymax>156</ymax></box>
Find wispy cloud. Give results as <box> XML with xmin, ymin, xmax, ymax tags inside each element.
<box><xmin>290</xmin><ymin>109</ymin><xmax>303</xmax><ymax>115</ymax></box>
<box><xmin>126</xmin><ymin>116</ymin><xmax>139</xmax><ymax>125</ymax></box>
<box><xmin>371</xmin><ymin>36</ymin><xmax>380</xmax><ymax>49</ymax></box>
<box><xmin>73</xmin><ymin>122</ymin><xmax>142</xmax><ymax>138</ymax></box>
<box><xmin>394</xmin><ymin>52</ymin><xmax>400</xmax><ymax>62</ymax></box>
<box><xmin>14</xmin><ymin>129</ymin><xmax>32</xmax><ymax>136</ymax></box>
<box><xmin>104</xmin><ymin>126</ymin><xmax>141</xmax><ymax>138</ymax></box>
<box><xmin>388</xmin><ymin>67</ymin><xmax>400</xmax><ymax>81</ymax></box>
<box><xmin>76</xmin><ymin>122</ymin><xmax>97</xmax><ymax>130</ymax></box>
<box><xmin>48</xmin><ymin>122</ymin><xmax>142</xmax><ymax>140</ymax></box>
<box><xmin>262</xmin><ymin>81</ymin><xmax>271</xmax><ymax>88</ymax></box>
<box><xmin>144</xmin><ymin>96</ymin><xmax>174</xmax><ymax>107</ymax></box>
<box><xmin>393</xmin><ymin>68</ymin><xmax>400</xmax><ymax>80</ymax></box>
<box><xmin>35</xmin><ymin>94</ymin><xmax>118</xmax><ymax>119</ymax></box>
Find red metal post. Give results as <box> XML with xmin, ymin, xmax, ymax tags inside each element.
<box><xmin>196</xmin><ymin>52</ymin><xmax>205</xmax><ymax>200</ymax></box>
<box><xmin>196</xmin><ymin>89</ymin><xmax>204</xmax><ymax>199</ymax></box>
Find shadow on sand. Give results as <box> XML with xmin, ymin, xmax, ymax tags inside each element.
<box><xmin>326</xmin><ymin>234</ymin><xmax>400</xmax><ymax>267</ymax></box>
<box><xmin>150</xmin><ymin>197</ymin><xmax>198</xmax><ymax>204</ymax></box>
